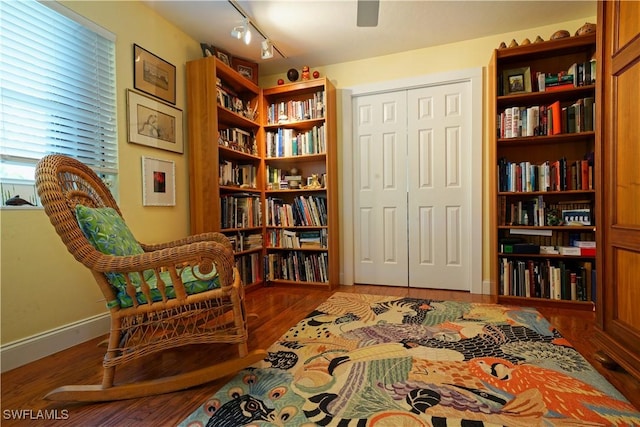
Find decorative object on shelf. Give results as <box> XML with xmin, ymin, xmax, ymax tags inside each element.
<box><xmin>575</xmin><ymin>22</ymin><xmax>596</xmax><ymax>36</ymax></box>
<box><xmin>141</xmin><ymin>156</ymin><xmax>176</xmax><ymax>206</ymax></box>
<box><xmin>508</xmin><ymin>39</ymin><xmax>519</xmax><ymax>48</ymax></box>
<box><xmin>521</xmin><ymin>38</ymin><xmax>531</xmax><ymax>45</ymax></box>
<box><xmin>287</xmin><ymin>68</ymin><xmax>299</xmax><ymax>82</ymax></box>
<box><xmin>200</xmin><ymin>43</ymin><xmax>215</xmax><ymax>57</ymax></box>
<box><xmin>499</xmin><ymin>41</ymin><xmax>507</xmax><ymax>49</ymax></box>
<box><xmin>550</xmin><ymin>30</ymin><xmax>570</xmax><ymax>40</ymax></box>
<box><xmin>305</xmin><ymin>174</ymin><xmax>322</xmax><ymax>189</ymax></box>
<box><xmin>126</xmin><ymin>89</ymin><xmax>184</xmax><ymax>154</ymax></box>
<box><xmin>301</xmin><ymin>65</ymin><xmax>310</xmax><ymax>80</ymax></box>
<box><xmin>231</xmin><ymin>56</ymin><xmax>259</xmax><ymax>85</ymax></box>
<box><xmin>277</xmin><ymin>79</ymin><xmax>284</xmax><ymax>85</ymax></box>
<box><xmin>534</xmin><ymin>35</ymin><xmax>544</xmax><ymax>43</ymax></box>
<box><xmin>214</xmin><ymin>46</ymin><xmax>232</xmax><ymax>67</ymax></box>
<box><xmin>133</xmin><ymin>44</ymin><xmax>176</xmax><ymax>105</ymax></box>
<box><xmin>5</xmin><ymin>194</ymin><xmax>35</xmax><ymax>206</ymax></box>
<box><xmin>313</xmin><ymin>70</ymin><xmax>320</xmax><ymax>79</ymax></box>
<box><xmin>502</xmin><ymin>67</ymin><xmax>532</xmax><ymax>94</ymax></box>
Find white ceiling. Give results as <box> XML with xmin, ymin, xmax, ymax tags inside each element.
<box><xmin>143</xmin><ymin>0</ymin><xmax>596</xmax><ymax>76</ymax></box>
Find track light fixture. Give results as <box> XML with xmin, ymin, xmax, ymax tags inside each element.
<box><xmin>261</xmin><ymin>39</ymin><xmax>274</xmax><ymax>60</ymax></box>
<box><xmin>230</xmin><ymin>18</ymin><xmax>251</xmax><ymax>45</ymax></box>
<box><xmin>228</xmin><ymin>0</ymin><xmax>286</xmax><ymax>59</ymax></box>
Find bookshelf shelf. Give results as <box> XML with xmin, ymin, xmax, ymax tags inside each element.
<box><xmin>490</xmin><ymin>33</ymin><xmax>597</xmax><ymax>307</ymax></box>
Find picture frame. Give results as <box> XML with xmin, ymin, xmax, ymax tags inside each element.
<box><xmin>502</xmin><ymin>67</ymin><xmax>532</xmax><ymax>95</ymax></box>
<box><xmin>232</xmin><ymin>57</ymin><xmax>259</xmax><ymax>85</ymax></box>
<box><xmin>214</xmin><ymin>47</ymin><xmax>232</xmax><ymax>67</ymax></box>
<box><xmin>141</xmin><ymin>156</ymin><xmax>175</xmax><ymax>206</ymax></box>
<box><xmin>126</xmin><ymin>89</ymin><xmax>184</xmax><ymax>154</ymax></box>
<box><xmin>200</xmin><ymin>43</ymin><xmax>215</xmax><ymax>58</ymax></box>
<box><xmin>133</xmin><ymin>44</ymin><xmax>176</xmax><ymax>105</ymax></box>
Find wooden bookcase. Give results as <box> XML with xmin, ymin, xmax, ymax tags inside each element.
<box><xmin>186</xmin><ymin>58</ymin><xmax>338</xmax><ymax>290</ymax></box>
<box><xmin>186</xmin><ymin>56</ymin><xmax>264</xmax><ymax>289</ymax></box>
<box><xmin>489</xmin><ymin>33</ymin><xmax>597</xmax><ymax>310</ymax></box>
<box><xmin>262</xmin><ymin>78</ymin><xmax>338</xmax><ymax>288</ymax></box>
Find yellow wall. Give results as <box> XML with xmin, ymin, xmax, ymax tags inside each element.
<box><xmin>0</xmin><ymin>0</ymin><xmax>201</xmax><ymax>344</ymax></box>
<box><xmin>0</xmin><ymin>0</ymin><xmax>595</xmax><ymax>346</ymax></box>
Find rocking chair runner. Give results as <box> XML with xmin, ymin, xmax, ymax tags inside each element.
<box><xmin>35</xmin><ymin>154</ymin><xmax>266</xmax><ymax>402</ymax></box>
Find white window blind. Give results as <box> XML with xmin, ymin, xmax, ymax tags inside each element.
<box><xmin>0</xmin><ymin>0</ymin><xmax>117</xmax><ymax>180</ymax></box>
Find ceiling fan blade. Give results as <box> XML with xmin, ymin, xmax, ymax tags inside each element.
<box><xmin>357</xmin><ymin>0</ymin><xmax>379</xmax><ymax>27</ymax></box>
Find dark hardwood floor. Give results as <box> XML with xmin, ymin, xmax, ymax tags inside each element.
<box><xmin>2</xmin><ymin>284</ymin><xmax>639</xmax><ymax>426</ymax></box>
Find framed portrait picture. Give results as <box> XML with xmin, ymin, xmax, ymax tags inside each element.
<box><xmin>126</xmin><ymin>89</ymin><xmax>184</xmax><ymax>154</ymax></box>
<box><xmin>232</xmin><ymin>57</ymin><xmax>259</xmax><ymax>85</ymax></box>
<box><xmin>502</xmin><ymin>67</ymin><xmax>532</xmax><ymax>95</ymax></box>
<box><xmin>200</xmin><ymin>43</ymin><xmax>215</xmax><ymax>58</ymax></box>
<box><xmin>141</xmin><ymin>156</ymin><xmax>175</xmax><ymax>206</ymax></box>
<box><xmin>214</xmin><ymin>47</ymin><xmax>232</xmax><ymax>67</ymax></box>
<box><xmin>133</xmin><ymin>44</ymin><xmax>176</xmax><ymax>105</ymax></box>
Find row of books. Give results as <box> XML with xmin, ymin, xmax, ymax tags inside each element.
<box><xmin>236</xmin><ymin>252</ymin><xmax>261</xmax><ymax>286</ymax></box>
<box><xmin>266</xmin><ymin>228</ymin><xmax>328</xmax><ymax>249</ymax></box>
<box><xmin>499</xmin><ymin>258</ymin><xmax>595</xmax><ymax>302</ymax></box>
<box><xmin>266</xmin><ymin>195</ymin><xmax>327</xmax><ymax>227</ymax></box>
<box><xmin>497</xmin><ymin>154</ymin><xmax>594</xmax><ymax>192</ymax></box>
<box><xmin>226</xmin><ymin>231</ymin><xmax>263</xmax><ymax>253</ymax></box>
<box><xmin>218</xmin><ymin>128</ymin><xmax>257</xmax><ymax>156</ymax></box>
<box><xmin>219</xmin><ymin>161</ymin><xmax>257</xmax><ymax>188</ymax></box>
<box><xmin>498</xmin><ymin>97</ymin><xmax>594</xmax><ymax>138</ymax></box>
<box><xmin>499</xmin><ymin>197</ymin><xmax>592</xmax><ymax>227</ymax></box>
<box><xmin>220</xmin><ymin>194</ymin><xmax>262</xmax><ymax>229</ymax></box>
<box><xmin>500</xmin><ymin>241</ymin><xmax>596</xmax><ymax>257</ymax></box>
<box><xmin>264</xmin><ymin>252</ymin><xmax>328</xmax><ymax>283</ymax></box>
<box><xmin>265</xmin><ymin>125</ymin><xmax>326</xmax><ymax>158</ymax></box>
<box><xmin>266</xmin><ymin>90</ymin><xmax>325</xmax><ymax>124</ymax></box>
<box><xmin>536</xmin><ymin>60</ymin><xmax>596</xmax><ymax>92</ymax></box>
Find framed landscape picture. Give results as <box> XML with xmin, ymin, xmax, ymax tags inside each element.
<box><xmin>126</xmin><ymin>89</ymin><xmax>184</xmax><ymax>154</ymax></box>
<box><xmin>133</xmin><ymin>44</ymin><xmax>176</xmax><ymax>105</ymax></box>
<box><xmin>502</xmin><ymin>67</ymin><xmax>532</xmax><ymax>95</ymax></box>
<box><xmin>232</xmin><ymin>57</ymin><xmax>259</xmax><ymax>85</ymax></box>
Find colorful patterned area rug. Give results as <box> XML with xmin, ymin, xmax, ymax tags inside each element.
<box><xmin>179</xmin><ymin>292</ymin><xmax>640</xmax><ymax>427</ymax></box>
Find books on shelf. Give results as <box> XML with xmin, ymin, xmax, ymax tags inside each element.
<box><xmin>266</xmin><ymin>125</ymin><xmax>326</xmax><ymax>157</ymax></box>
<box><xmin>267</xmin><ymin>228</ymin><xmax>328</xmax><ymax>249</ymax></box>
<box><xmin>219</xmin><ymin>160</ymin><xmax>257</xmax><ymax>188</ymax></box>
<box><xmin>265</xmin><ymin>251</ymin><xmax>328</xmax><ymax>283</ymax></box>
<box><xmin>266</xmin><ymin>195</ymin><xmax>328</xmax><ymax>227</ymax></box>
<box><xmin>220</xmin><ymin>193</ymin><xmax>262</xmax><ymax>229</ymax></box>
<box><xmin>498</xmin><ymin>153</ymin><xmax>594</xmax><ymax>192</ymax></box>
<box><xmin>266</xmin><ymin>90</ymin><xmax>325</xmax><ymax>124</ymax></box>
<box><xmin>499</xmin><ymin>257</ymin><xmax>594</xmax><ymax>302</ymax></box>
<box><xmin>497</xmin><ymin>96</ymin><xmax>595</xmax><ymax>139</ymax></box>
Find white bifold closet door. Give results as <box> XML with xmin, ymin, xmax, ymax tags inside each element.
<box><xmin>353</xmin><ymin>81</ymin><xmax>472</xmax><ymax>290</ymax></box>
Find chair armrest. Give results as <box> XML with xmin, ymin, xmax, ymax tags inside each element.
<box><xmin>87</xmin><ymin>240</ymin><xmax>235</xmax><ymax>305</ymax></box>
<box><xmin>140</xmin><ymin>232</ymin><xmax>233</xmax><ymax>253</ymax></box>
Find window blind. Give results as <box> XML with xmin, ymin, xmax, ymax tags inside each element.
<box><xmin>0</xmin><ymin>0</ymin><xmax>117</xmax><ymax>177</ymax></box>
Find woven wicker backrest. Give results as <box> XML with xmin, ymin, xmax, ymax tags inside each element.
<box><xmin>35</xmin><ymin>154</ymin><xmax>124</xmax><ymax>269</ymax></box>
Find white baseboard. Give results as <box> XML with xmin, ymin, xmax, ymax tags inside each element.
<box><xmin>0</xmin><ymin>313</ymin><xmax>110</xmax><ymax>373</ymax></box>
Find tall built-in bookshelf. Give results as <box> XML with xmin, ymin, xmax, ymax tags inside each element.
<box><xmin>186</xmin><ymin>56</ymin><xmax>264</xmax><ymax>288</ymax></box>
<box><xmin>186</xmin><ymin>57</ymin><xmax>338</xmax><ymax>289</ymax></box>
<box><xmin>489</xmin><ymin>33</ymin><xmax>597</xmax><ymax>309</ymax></box>
<box><xmin>262</xmin><ymin>78</ymin><xmax>338</xmax><ymax>288</ymax></box>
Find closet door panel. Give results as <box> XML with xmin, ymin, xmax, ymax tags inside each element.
<box><xmin>353</xmin><ymin>91</ymin><xmax>408</xmax><ymax>286</ymax></box>
<box><xmin>407</xmin><ymin>82</ymin><xmax>471</xmax><ymax>290</ymax></box>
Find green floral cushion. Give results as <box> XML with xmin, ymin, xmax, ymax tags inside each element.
<box><xmin>75</xmin><ymin>205</ymin><xmax>220</xmax><ymax>308</ymax></box>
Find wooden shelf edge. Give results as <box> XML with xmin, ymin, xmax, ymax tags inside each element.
<box><xmin>498</xmin><ymin>295</ymin><xmax>594</xmax><ymax>311</ymax></box>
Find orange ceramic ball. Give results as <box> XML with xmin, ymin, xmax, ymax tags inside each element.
<box><xmin>277</xmin><ymin>79</ymin><xmax>284</xmax><ymax>85</ymax></box>
<box><xmin>313</xmin><ymin>70</ymin><xmax>320</xmax><ymax>78</ymax></box>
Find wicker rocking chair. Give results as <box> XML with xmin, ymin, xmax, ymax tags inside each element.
<box><xmin>35</xmin><ymin>154</ymin><xmax>266</xmax><ymax>402</ymax></box>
